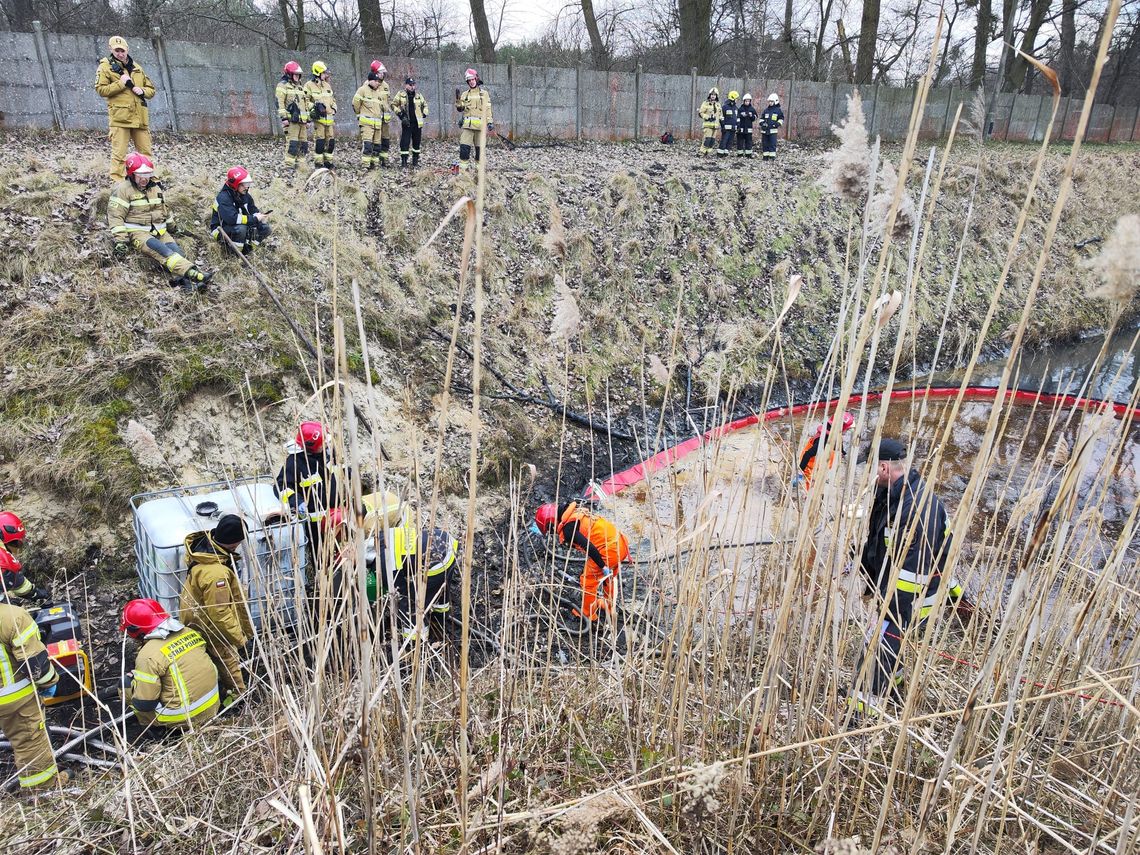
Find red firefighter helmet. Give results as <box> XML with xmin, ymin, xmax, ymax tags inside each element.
<box><xmin>533</xmin><ymin>503</ymin><xmax>559</xmax><ymax>535</ymax></box>
<box><xmin>323</xmin><ymin>506</ymin><xmax>346</xmax><ymax>532</ymax></box>
<box><xmin>0</xmin><ymin>511</ymin><xmax>25</xmax><ymax>546</ymax></box>
<box><xmin>370</xmin><ymin>60</ymin><xmax>387</xmax><ymax>75</ymax></box>
<box><xmin>813</xmin><ymin>410</ymin><xmax>856</xmax><ymax>439</ymax></box>
<box><xmin>124</xmin><ymin>152</ymin><xmax>154</xmax><ymax>179</ymax></box>
<box><xmin>283</xmin><ymin>60</ymin><xmax>302</xmax><ymax>76</ymax></box>
<box><xmin>296</xmin><ymin>421</ymin><xmax>325</xmax><ymax>454</ymax></box>
<box><xmin>120</xmin><ymin>598</ymin><xmax>170</xmax><ymax>639</ymax></box>
<box><xmin>465</xmin><ymin>68</ymin><xmax>478</xmax><ymax>81</ymax></box>
<box><xmin>225</xmin><ymin>166</ymin><xmax>251</xmax><ymax>190</ymax></box>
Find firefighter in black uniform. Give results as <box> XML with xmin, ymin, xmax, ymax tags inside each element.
<box><xmin>736</xmin><ymin>94</ymin><xmax>758</xmax><ymax>157</ymax></box>
<box><xmin>718</xmin><ymin>90</ymin><xmax>739</xmax><ymax>157</ymax></box>
<box><xmin>276</xmin><ymin>421</ymin><xmax>341</xmax><ymax>573</ymax></box>
<box><xmin>761</xmin><ymin>93</ymin><xmax>785</xmax><ymax>160</ymax></box>
<box><xmin>209</xmin><ymin>166</ymin><xmax>271</xmax><ymax>255</ymax></box>
<box><xmin>850</xmin><ymin>438</ymin><xmax>963</xmax><ymax>716</ymax></box>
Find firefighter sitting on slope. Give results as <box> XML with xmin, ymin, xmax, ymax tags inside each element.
<box><xmin>533</xmin><ymin>502</ymin><xmax>630</xmax><ymax>634</ymax></box>
<box><xmin>119</xmin><ymin>598</ymin><xmax>221</xmax><ymax>729</ymax></box>
<box><xmin>210</xmin><ymin>166</ymin><xmax>271</xmax><ymax>255</ymax></box>
<box><xmin>108</xmin><ymin>153</ymin><xmax>213</xmax><ymax>293</ymax></box>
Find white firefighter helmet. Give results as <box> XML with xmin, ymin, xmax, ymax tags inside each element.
<box><xmin>767</xmin><ymin>93</ymin><xmax>780</xmax><ymax>104</ymax></box>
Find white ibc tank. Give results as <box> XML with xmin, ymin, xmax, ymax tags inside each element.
<box><xmin>130</xmin><ymin>476</ymin><xmax>308</xmax><ymax>631</ymax></box>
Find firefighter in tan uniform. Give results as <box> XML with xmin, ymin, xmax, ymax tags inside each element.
<box><xmin>455</xmin><ymin>68</ymin><xmax>492</xmax><ymax>172</ymax></box>
<box><xmin>119</xmin><ymin>599</ymin><xmax>220</xmax><ymax>729</ymax></box>
<box><xmin>178</xmin><ymin>514</ymin><xmax>254</xmax><ymax>700</ymax></box>
<box><xmin>108</xmin><ymin>153</ymin><xmax>213</xmax><ymax>292</ymax></box>
<box><xmin>698</xmin><ymin>88</ymin><xmax>721</xmax><ymax>156</ymax></box>
<box><xmin>352</xmin><ymin>69</ymin><xmax>390</xmax><ymax>169</ymax></box>
<box><xmin>305</xmin><ymin>62</ymin><xmax>338</xmax><ymax>169</ymax></box>
<box><xmin>94</xmin><ymin>35</ymin><xmax>156</xmax><ymax>181</ymax></box>
<box><xmin>276</xmin><ymin>60</ymin><xmax>311</xmax><ymax>169</ymax></box>
<box><xmin>393</xmin><ymin>77</ymin><xmax>429</xmax><ymax>168</ymax></box>
<box><xmin>0</xmin><ymin>598</ymin><xmax>63</xmax><ymax>791</ymax></box>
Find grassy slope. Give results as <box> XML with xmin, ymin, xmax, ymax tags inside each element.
<box><xmin>1</xmin><ymin>130</ymin><xmax>1136</xmax><ymax>559</ymax></box>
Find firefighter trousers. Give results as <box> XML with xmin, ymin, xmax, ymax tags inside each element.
<box><xmin>359</xmin><ymin>119</ymin><xmax>387</xmax><ymax>167</ymax></box>
<box><xmin>283</xmin><ymin>121</ymin><xmax>309</xmax><ymax>167</ymax></box>
<box><xmin>736</xmin><ymin>132</ymin><xmax>754</xmax><ymax>155</ymax></box>
<box><xmin>214</xmin><ymin>222</ymin><xmax>272</xmax><ymax>253</ymax></box>
<box><xmin>762</xmin><ymin>132</ymin><xmax>778</xmax><ymax>158</ymax></box>
<box><xmin>131</xmin><ymin>233</ymin><xmax>195</xmax><ymax>278</ymax></box>
<box><xmin>313</xmin><ymin>122</ymin><xmax>336</xmax><ymax>167</ymax></box>
<box><xmin>192</xmin><ymin>624</ymin><xmax>245</xmax><ymax>696</ymax></box>
<box><xmin>700</xmin><ymin>123</ymin><xmax>718</xmax><ymax>155</ymax></box>
<box><xmin>458</xmin><ymin>127</ymin><xmax>483</xmax><ymax>169</ymax></box>
<box><xmin>109</xmin><ymin>125</ymin><xmax>153</xmax><ymax>181</ymax></box>
<box><xmin>399</xmin><ymin>125</ymin><xmax>423</xmax><ymax>165</ymax></box>
<box><xmin>0</xmin><ymin>693</ymin><xmax>58</xmax><ymax>789</ymax></box>
<box><xmin>575</xmin><ymin>561</ymin><xmax>618</xmax><ymax>621</ymax></box>
<box><xmin>718</xmin><ymin>129</ymin><xmax>735</xmax><ymax>154</ymax></box>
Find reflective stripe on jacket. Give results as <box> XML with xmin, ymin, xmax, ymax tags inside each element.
<box><xmin>305</xmin><ymin>78</ymin><xmax>337</xmax><ymax>124</ymax></box>
<box><xmin>132</xmin><ymin>627</ymin><xmax>220</xmax><ymax>724</ymax></box>
<box><xmin>107</xmin><ymin>179</ymin><xmax>171</xmax><ymax>240</ymax></box>
<box><xmin>456</xmin><ymin>86</ymin><xmax>492</xmax><ymax>130</ymax></box>
<box><xmin>352</xmin><ymin>82</ymin><xmax>390</xmax><ymax>124</ymax></box>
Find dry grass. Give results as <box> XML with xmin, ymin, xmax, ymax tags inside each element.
<box><xmin>3</xmin><ymin>22</ymin><xmax>1140</xmax><ymax>851</ymax></box>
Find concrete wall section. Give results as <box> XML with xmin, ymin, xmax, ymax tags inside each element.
<box><xmin>6</xmin><ymin>29</ymin><xmax>1134</xmax><ymax>145</ymax></box>
<box><xmin>0</xmin><ymin>32</ymin><xmax>54</xmax><ymax>129</ymax></box>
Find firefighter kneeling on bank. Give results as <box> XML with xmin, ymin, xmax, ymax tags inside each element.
<box><xmin>108</xmin><ymin>153</ymin><xmax>214</xmax><ymax>293</ymax></box>
<box><xmin>210</xmin><ymin>166</ymin><xmax>271</xmax><ymax>255</ymax></box>
<box><xmin>533</xmin><ymin>502</ymin><xmax>630</xmax><ymax>634</ymax></box>
<box><xmin>179</xmin><ymin>514</ymin><xmax>254</xmax><ymax>703</ymax></box>
<box><xmin>0</xmin><ymin>581</ymin><xmax>64</xmax><ymax>791</ymax></box>
<box><xmin>119</xmin><ymin>598</ymin><xmax>220</xmax><ymax>729</ymax></box>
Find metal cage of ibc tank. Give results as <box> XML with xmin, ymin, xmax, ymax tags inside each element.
<box><xmin>130</xmin><ymin>476</ymin><xmax>308</xmax><ymax>631</ymax></box>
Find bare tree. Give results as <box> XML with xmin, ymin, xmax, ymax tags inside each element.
<box><xmin>855</xmin><ymin>0</ymin><xmax>882</xmax><ymax>83</ymax></box>
<box><xmin>969</xmin><ymin>0</ymin><xmax>993</xmax><ymax>89</ymax></box>
<box><xmin>581</xmin><ymin>0</ymin><xmax>609</xmax><ymax>66</ymax></box>
<box><xmin>679</xmin><ymin>0</ymin><xmax>713</xmax><ymax>72</ymax></box>
<box><xmin>469</xmin><ymin>0</ymin><xmax>496</xmax><ymax>61</ymax></box>
<box><xmin>1004</xmin><ymin>0</ymin><xmax>1052</xmax><ymax>92</ymax></box>
<box><xmin>359</xmin><ymin>0</ymin><xmax>390</xmax><ymax>55</ymax></box>
<box><xmin>279</xmin><ymin>0</ymin><xmax>306</xmax><ymax>49</ymax></box>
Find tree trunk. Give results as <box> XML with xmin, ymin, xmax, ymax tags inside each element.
<box><xmin>854</xmin><ymin>0</ymin><xmax>881</xmax><ymax>84</ymax></box>
<box><xmin>1004</xmin><ymin>0</ymin><xmax>1051</xmax><ymax>93</ymax></box>
<box><xmin>278</xmin><ymin>0</ymin><xmax>298</xmax><ymax>50</ymax></box>
<box><xmin>969</xmin><ymin>0</ymin><xmax>992</xmax><ymax>90</ymax></box>
<box><xmin>813</xmin><ymin>0</ymin><xmax>836</xmax><ymax>80</ymax></box>
<box><xmin>359</xmin><ymin>0</ymin><xmax>389</xmax><ymax>57</ymax></box>
<box><xmin>679</xmin><ymin>0</ymin><xmax>714</xmax><ymax>73</ymax></box>
<box><xmin>837</xmin><ymin>19</ymin><xmax>854</xmax><ymax>83</ymax></box>
<box><xmin>7</xmin><ymin>0</ymin><xmax>36</xmax><ymax>31</ymax></box>
<box><xmin>783</xmin><ymin>0</ymin><xmax>793</xmax><ymax>44</ymax></box>
<box><xmin>469</xmin><ymin>0</ymin><xmax>496</xmax><ymax>63</ymax></box>
<box><xmin>581</xmin><ymin>0</ymin><xmax>607</xmax><ymax>68</ymax></box>
<box><xmin>1059</xmin><ymin>0</ymin><xmax>1077</xmax><ymax>93</ymax></box>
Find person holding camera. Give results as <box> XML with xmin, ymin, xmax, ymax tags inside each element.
<box><xmin>392</xmin><ymin>77</ymin><xmax>429</xmax><ymax>169</ymax></box>
<box><xmin>305</xmin><ymin>62</ymin><xmax>338</xmax><ymax>170</ymax></box>
<box><xmin>94</xmin><ymin>35</ymin><xmax>156</xmax><ymax>181</ymax></box>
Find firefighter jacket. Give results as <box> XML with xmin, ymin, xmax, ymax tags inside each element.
<box><xmin>0</xmin><ymin>601</ymin><xmax>58</xmax><ymax>709</ymax></box>
<box><xmin>276</xmin><ymin>448</ymin><xmax>340</xmax><ymax>522</ymax></box>
<box><xmin>107</xmin><ymin>179</ymin><xmax>174</xmax><ymax>244</ymax></box>
<box><xmin>456</xmin><ymin>86</ymin><xmax>492</xmax><ymax>130</ymax></box>
<box><xmin>555</xmin><ymin>503</ymin><xmax>629</xmax><ymax>577</ymax></box>
<box><xmin>209</xmin><ymin>185</ymin><xmax>260</xmax><ymax>231</ymax></box>
<box><xmin>859</xmin><ymin>468</ymin><xmax>952</xmax><ymax>623</ymax></box>
<box><xmin>761</xmin><ymin>104</ymin><xmax>785</xmax><ymax>134</ymax></box>
<box><xmin>698</xmin><ymin>100</ymin><xmax>721</xmax><ymax>129</ymax></box>
<box><xmin>0</xmin><ymin>546</ymin><xmax>34</xmax><ymax>599</ymax></box>
<box><xmin>393</xmin><ymin>90</ymin><xmax>429</xmax><ymax>128</ymax></box>
<box><xmin>720</xmin><ymin>100</ymin><xmax>739</xmax><ymax>132</ymax></box>
<box><xmin>305</xmin><ymin>77</ymin><xmax>337</xmax><ymax>125</ymax></box>
<box><xmin>180</xmin><ymin>533</ymin><xmax>254</xmax><ymax>647</ymax></box>
<box><xmin>380</xmin><ymin>520</ymin><xmax>458</xmax><ymax>581</ymax></box>
<box><xmin>276</xmin><ymin>76</ymin><xmax>311</xmax><ymax>123</ymax></box>
<box><xmin>352</xmin><ymin>81</ymin><xmax>390</xmax><ymax>126</ymax></box>
<box><xmin>129</xmin><ymin>625</ymin><xmax>220</xmax><ymax>726</ymax></box>
<box><xmin>738</xmin><ymin>104</ymin><xmax>758</xmax><ymax>134</ymax></box>
<box><xmin>95</xmin><ymin>53</ymin><xmax>155</xmax><ymax>128</ymax></box>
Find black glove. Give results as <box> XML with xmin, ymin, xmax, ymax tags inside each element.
<box><xmin>120</xmin><ymin>670</ymin><xmax>134</xmax><ymax>688</ymax></box>
<box><xmin>113</xmin><ymin>242</ymin><xmax>129</xmax><ymax>258</ymax></box>
<box><xmin>314</xmin><ymin>103</ymin><xmax>327</xmax><ymax>119</ymax></box>
<box><xmin>166</xmin><ymin>220</ymin><xmax>178</xmax><ymax>235</ymax></box>
<box><xmin>33</xmin><ymin>586</ymin><xmax>51</xmax><ymax>602</ymax></box>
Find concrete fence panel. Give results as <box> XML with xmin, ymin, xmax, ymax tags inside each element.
<box><xmin>1006</xmin><ymin>94</ymin><xmax>1041</xmax><ymax>142</ymax></box>
<box><xmin>515</xmin><ymin>64</ymin><xmax>576</xmax><ymax>138</ymax></box>
<box><xmin>1109</xmin><ymin>104</ymin><xmax>1137</xmax><ymax>141</ymax></box>
<box><xmin>1087</xmin><ymin>103</ymin><xmax>1115</xmax><ymax>143</ymax></box>
<box><xmin>0</xmin><ymin>32</ymin><xmax>53</xmax><ymax>129</ymax></box>
<box><xmin>1061</xmin><ymin>99</ymin><xmax>1085</xmax><ymax>140</ymax></box>
<box><xmin>581</xmin><ymin>70</ymin><xmax>636</xmax><ymax>139</ymax></box>
<box><xmin>641</xmin><ymin>72</ymin><xmax>690</xmax><ymax>139</ymax></box>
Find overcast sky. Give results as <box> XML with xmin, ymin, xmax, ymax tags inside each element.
<box><xmin>490</xmin><ymin>0</ymin><xmax>569</xmax><ymax>43</ymax></box>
